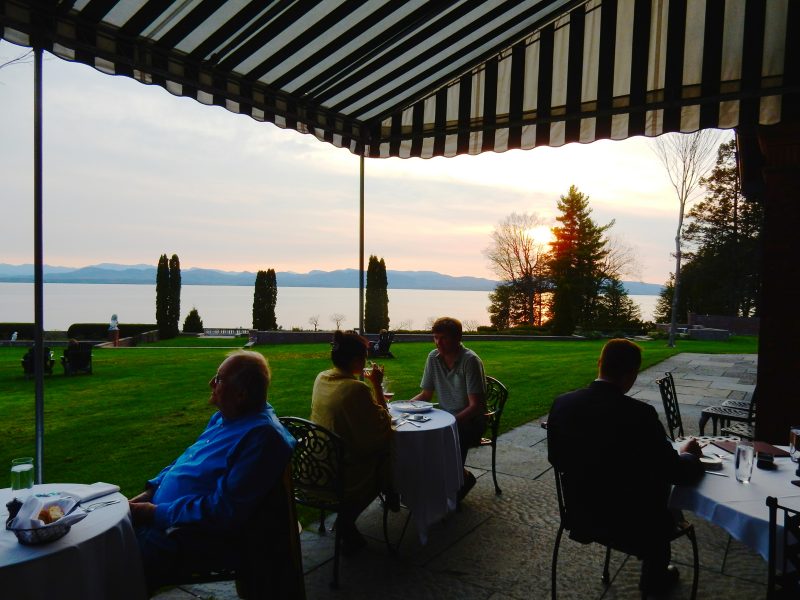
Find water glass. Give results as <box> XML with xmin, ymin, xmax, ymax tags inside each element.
<box><xmin>10</xmin><ymin>457</ymin><xmax>34</xmax><ymax>490</ymax></box>
<box><xmin>790</xmin><ymin>426</ymin><xmax>800</xmax><ymax>462</ymax></box>
<box><xmin>735</xmin><ymin>441</ymin><xmax>755</xmax><ymax>483</ymax></box>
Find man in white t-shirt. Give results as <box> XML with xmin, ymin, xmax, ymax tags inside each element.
<box><xmin>411</xmin><ymin>317</ymin><xmax>486</xmax><ymax>500</ymax></box>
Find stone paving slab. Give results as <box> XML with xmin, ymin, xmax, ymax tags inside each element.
<box><xmin>155</xmin><ymin>353</ymin><xmax>763</xmax><ymax>600</ymax></box>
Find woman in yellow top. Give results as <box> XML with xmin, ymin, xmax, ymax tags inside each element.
<box><xmin>311</xmin><ymin>330</ymin><xmax>394</xmax><ymax>555</ymax></box>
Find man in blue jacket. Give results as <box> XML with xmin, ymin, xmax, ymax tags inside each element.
<box><xmin>547</xmin><ymin>339</ymin><xmax>704</xmax><ymax>597</ymax></box>
<box><xmin>129</xmin><ymin>350</ymin><xmax>296</xmax><ymax>592</ymax></box>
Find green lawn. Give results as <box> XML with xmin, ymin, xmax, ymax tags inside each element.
<box><xmin>0</xmin><ymin>336</ymin><xmax>758</xmax><ymax>499</ymax></box>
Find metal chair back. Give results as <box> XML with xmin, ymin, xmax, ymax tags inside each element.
<box><xmin>279</xmin><ymin>416</ymin><xmax>346</xmax><ymax>589</ymax></box>
<box><xmin>482</xmin><ymin>376</ymin><xmax>508</xmax><ymax>495</ymax></box>
<box><xmin>767</xmin><ymin>495</ymin><xmax>800</xmax><ymax>598</ymax></box>
<box><xmin>657</xmin><ymin>372</ymin><xmax>684</xmax><ymax>440</ymax></box>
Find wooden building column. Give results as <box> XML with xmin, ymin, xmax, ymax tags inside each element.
<box><xmin>753</xmin><ymin>121</ymin><xmax>800</xmax><ymax>443</ymax></box>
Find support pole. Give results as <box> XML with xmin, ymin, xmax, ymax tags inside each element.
<box><xmin>359</xmin><ymin>155</ymin><xmax>365</xmax><ymax>334</ymax></box>
<box><xmin>33</xmin><ymin>47</ymin><xmax>45</xmax><ymax>484</ymax></box>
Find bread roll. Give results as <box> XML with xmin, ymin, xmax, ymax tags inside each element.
<box><xmin>38</xmin><ymin>505</ymin><xmax>65</xmax><ymax>524</ymax></box>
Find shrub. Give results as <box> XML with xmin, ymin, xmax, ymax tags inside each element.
<box><xmin>183</xmin><ymin>308</ymin><xmax>204</xmax><ymax>334</ymax></box>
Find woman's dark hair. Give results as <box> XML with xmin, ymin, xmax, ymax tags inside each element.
<box><xmin>331</xmin><ymin>330</ymin><xmax>369</xmax><ymax>370</ymax></box>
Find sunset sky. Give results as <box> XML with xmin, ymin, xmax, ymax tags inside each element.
<box><xmin>0</xmin><ymin>41</ymin><xmax>733</xmax><ymax>285</ymax></box>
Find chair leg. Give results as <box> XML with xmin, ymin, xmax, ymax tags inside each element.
<box><xmin>688</xmin><ymin>527</ymin><xmax>699</xmax><ymax>600</ymax></box>
<box><xmin>491</xmin><ymin>440</ymin><xmax>501</xmax><ymax>495</ymax></box>
<box><xmin>382</xmin><ymin>499</ymin><xmax>412</xmax><ymax>555</ymax></box>
<box><xmin>318</xmin><ymin>509</ymin><xmax>326</xmax><ymax>534</ymax></box>
<box><xmin>330</xmin><ymin>522</ymin><xmax>341</xmax><ymax>590</ymax></box>
<box><xmin>602</xmin><ymin>546</ymin><xmax>611</xmax><ymax>584</ymax></box>
<box><xmin>552</xmin><ymin>525</ymin><xmax>563</xmax><ymax>600</ymax></box>
<box><xmin>698</xmin><ymin>413</ymin><xmax>709</xmax><ymax>435</ymax></box>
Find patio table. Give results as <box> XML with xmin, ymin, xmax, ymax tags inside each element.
<box><xmin>669</xmin><ymin>443</ymin><xmax>800</xmax><ymax>560</ymax></box>
<box><xmin>389</xmin><ymin>406</ymin><xmax>463</xmax><ymax>544</ymax></box>
<box><xmin>0</xmin><ymin>483</ymin><xmax>147</xmax><ymax>600</ymax></box>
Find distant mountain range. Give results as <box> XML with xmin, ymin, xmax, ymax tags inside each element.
<box><xmin>0</xmin><ymin>263</ymin><xmax>664</xmax><ymax>295</ymax></box>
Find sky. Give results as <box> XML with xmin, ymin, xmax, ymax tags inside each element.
<box><xmin>0</xmin><ymin>41</ymin><xmax>733</xmax><ymax>285</ymax></box>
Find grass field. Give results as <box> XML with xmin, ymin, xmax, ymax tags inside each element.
<box><xmin>1</xmin><ymin>336</ymin><xmax>758</xmax><ymax>499</ymax></box>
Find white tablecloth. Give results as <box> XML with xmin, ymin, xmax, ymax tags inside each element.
<box><xmin>669</xmin><ymin>444</ymin><xmax>800</xmax><ymax>560</ymax></box>
<box><xmin>389</xmin><ymin>407</ymin><xmax>463</xmax><ymax>544</ymax></box>
<box><xmin>0</xmin><ymin>483</ymin><xmax>147</xmax><ymax>600</ymax></box>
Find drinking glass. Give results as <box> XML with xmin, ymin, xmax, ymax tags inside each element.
<box><xmin>735</xmin><ymin>441</ymin><xmax>755</xmax><ymax>483</ymax></box>
<box><xmin>790</xmin><ymin>426</ymin><xmax>800</xmax><ymax>462</ymax></box>
<box><xmin>10</xmin><ymin>457</ymin><xmax>34</xmax><ymax>490</ymax></box>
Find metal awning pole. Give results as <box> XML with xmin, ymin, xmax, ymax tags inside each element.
<box><xmin>359</xmin><ymin>155</ymin><xmax>365</xmax><ymax>334</ymax></box>
<box><xmin>33</xmin><ymin>46</ymin><xmax>45</xmax><ymax>484</ymax></box>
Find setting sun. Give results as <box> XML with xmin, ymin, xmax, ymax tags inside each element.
<box><xmin>526</xmin><ymin>225</ymin><xmax>555</xmax><ymax>246</ymax></box>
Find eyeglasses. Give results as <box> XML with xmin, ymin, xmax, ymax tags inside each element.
<box><xmin>212</xmin><ymin>374</ymin><xmax>223</xmax><ymax>385</ymax></box>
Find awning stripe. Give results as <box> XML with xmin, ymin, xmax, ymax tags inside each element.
<box><xmin>1</xmin><ymin>0</ymin><xmax>797</xmax><ymax>159</ymax></box>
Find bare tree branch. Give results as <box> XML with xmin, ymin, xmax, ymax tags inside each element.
<box><xmin>651</xmin><ymin>129</ymin><xmax>728</xmax><ymax>346</ymax></box>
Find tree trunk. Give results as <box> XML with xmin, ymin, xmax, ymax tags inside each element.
<box><xmin>668</xmin><ymin>237</ymin><xmax>682</xmax><ymax>348</ymax></box>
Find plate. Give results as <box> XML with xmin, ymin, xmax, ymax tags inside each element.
<box><xmin>700</xmin><ymin>455</ymin><xmax>723</xmax><ymax>470</ymax></box>
<box><xmin>391</xmin><ymin>401</ymin><xmax>433</xmax><ymax>413</ymax></box>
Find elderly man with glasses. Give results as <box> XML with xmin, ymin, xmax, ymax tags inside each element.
<box><xmin>128</xmin><ymin>350</ymin><xmax>295</xmax><ymax>594</ymax></box>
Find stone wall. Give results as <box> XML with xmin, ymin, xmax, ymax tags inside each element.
<box><xmin>688</xmin><ymin>313</ymin><xmax>760</xmax><ymax>335</ymax></box>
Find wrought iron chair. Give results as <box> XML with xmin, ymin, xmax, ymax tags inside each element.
<box><xmin>551</xmin><ymin>468</ymin><xmax>699</xmax><ymax>600</ymax></box>
<box><xmin>159</xmin><ymin>463</ymin><xmax>306</xmax><ymax>600</ymax></box>
<box><xmin>279</xmin><ymin>416</ymin><xmax>346</xmax><ymax>589</ymax></box>
<box><xmin>767</xmin><ymin>496</ymin><xmax>800</xmax><ymax>599</ymax></box>
<box><xmin>700</xmin><ymin>388</ymin><xmax>756</xmax><ymax>436</ymax></box>
<box><xmin>481</xmin><ymin>376</ymin><xmax>509</xmax><ymax>494</ymax></box>
<box><xmin>657</xmin><ymin>373</ymin><xmax>684</xmax><ymax>441</ymax></box>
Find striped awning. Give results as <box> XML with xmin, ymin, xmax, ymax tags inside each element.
<box><xmin>2</xmin><ymin>0</ymin><xmax>797</xmax><ymax>158</ymax></box>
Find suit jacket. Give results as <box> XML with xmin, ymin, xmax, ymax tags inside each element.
<box><xmin>547</xmin><ymin>380</ymin><xmax>703</xmax><ymax>549</ymax></box>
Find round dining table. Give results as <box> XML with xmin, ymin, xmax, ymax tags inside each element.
<box><xmin>389</xmin><ymin>406</ymin><xmax>463</xmax><ymax>544</ymax></box>
<box><xmin>0</xmin><ymin>483</ymin><xmax>147</xmax><ymax>600</ymax></box>
<box><xmin>669</xmin><ymin>443</ymin><xmax>800</xmax><ymax>561</ymax></box>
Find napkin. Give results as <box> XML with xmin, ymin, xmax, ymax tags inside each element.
<box><xmin>8</xmin><ymin>494</ymin><xmax>87</xmax><ymax>530</ymax></box>
<box><xmin>61</xmin><ymin>482</ymin><xmax>120</xmax><ymax>503</ymax></box>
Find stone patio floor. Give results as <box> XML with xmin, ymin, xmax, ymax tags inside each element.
<box><xmin>154</xmin><ymin>352</ymin><xmax>762</xmax><ymax>600</ymax></box>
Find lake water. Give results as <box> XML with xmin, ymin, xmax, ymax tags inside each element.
<box><xmin>0</xmin><ymin>283</ymin><xmax>658</xmax><ymax>331</ymax></box>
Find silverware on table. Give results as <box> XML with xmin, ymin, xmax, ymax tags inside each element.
<box><xmin>705</xmin><ymin>471</ymin><xmax>729</xmax><ymax>477</ymax></box>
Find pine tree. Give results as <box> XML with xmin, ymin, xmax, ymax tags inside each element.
<box><xmin>265</xmin><ymin>268</ymin><xmax>278</xmax><ymax>330</ymax></box>
<box><xmin>183</xmin><ymin>307</ymin><xmax>204</xmax><ymax>333</ymax></box>
<box><xmin>253</xmin><ymin>270</ymin><xmax>268</xmax><ymax>330</ymax></box>
<box><xmin>595</xmin><ymin>278</ymin><xmax>641</xmax><ymax>332</ymax></box>
<box><xmin>168</xmin><ymin>254</ymin><xmax>181</xmax><ymax>337</ymax></box>
<box><xmin>156</xmin><ymin>254</ymin><xmax>170</xmax><ymax>337</ymax></box>
<box><xmin>548</xmin><ymin>186</ymin><xmax>612</xmax><ymax>334</ymax></box>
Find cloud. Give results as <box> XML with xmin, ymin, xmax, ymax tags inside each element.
<box><xmin>0</xmin><ymin>41</ymin><xmax>724</xmax><ymax>285</ymax></box>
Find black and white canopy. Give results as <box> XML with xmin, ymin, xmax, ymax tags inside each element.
<box><xmin>2</xmin><ymin>0</ymin><xmax>797</xmax><ymax>158</ymax></box>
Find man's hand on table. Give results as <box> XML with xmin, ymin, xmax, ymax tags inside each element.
<box><xmin>679</xmin><ymin>438</ymin><xmax>704</xmax><ymax>458</ymax></box>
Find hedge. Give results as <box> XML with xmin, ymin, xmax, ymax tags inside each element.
<box><xmin>67</xmin><ymin>323</ymin><xmax>158</xmax><ymax>340</ymax></box>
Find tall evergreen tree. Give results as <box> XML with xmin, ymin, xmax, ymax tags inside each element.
<box><xmin>377</xmin><ymin>258</ymin><xmax>390</xmax><ymax>330</ymax></box>
<box><xmin>265</xmin><ymin>268</ymin><xmax>278</xmax><ymax>330</ymax></box>
<box><xmin>155</xmin><ymin>254</ymin><xmax>170</xmax><ymax>337</ymax></box>
<box><xmin>548</xmin><ymin>186</ymin><xmax>612</xmax><ymax>334</ymax></box>
<box><xmin>681</xmin><ymin>140</ymin><xmax>762</xmax><ymax>317</ymax></box>
<box><xmin>253</xmin><ymin>270</ymin><xmax>268</xmax><ymax>330</ymax></box>
<box><xmin>595</xmin><ymin>278</ymin><xmax>641</xmax><ymax>332</ymax></box>
<box><xmin>168</xmin><ymin>254</ymin><xmax>181</xmax><ymax>337</ymax></box>
<box><xmin>364</xmin><ymin>255</ymin><xmax>390</xmax><ymax>332</ymax></box>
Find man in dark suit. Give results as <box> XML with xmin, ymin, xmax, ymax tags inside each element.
<box><xmin>547</xmin><ymin>339</ymin><xmax>704</xmax><ymax>597</ymax></box>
